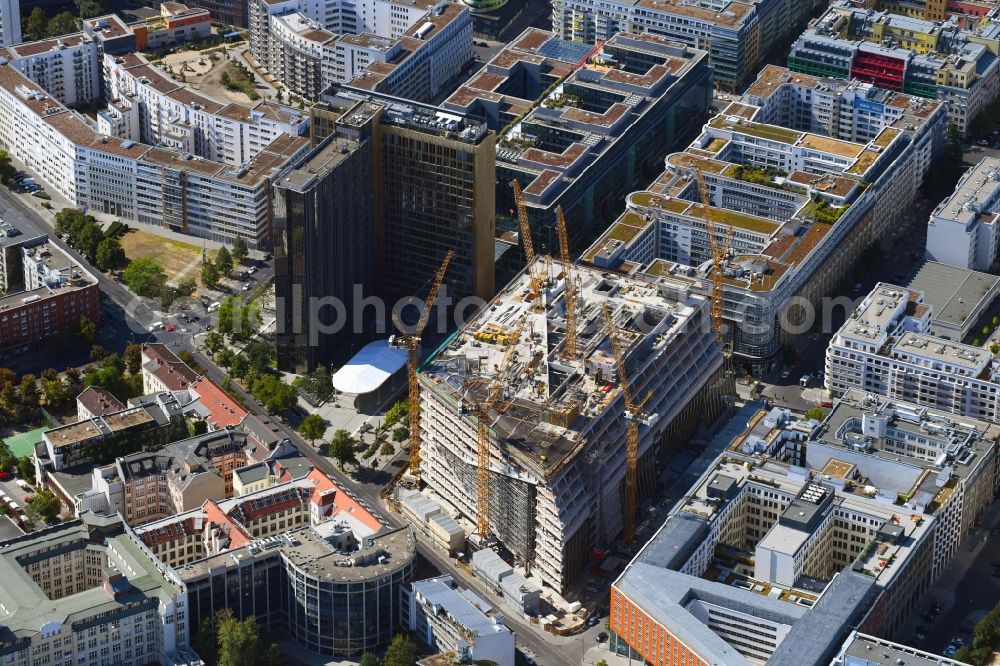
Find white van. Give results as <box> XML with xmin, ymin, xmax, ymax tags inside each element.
<box><xmin>208</xmin><ymin>302</ymin><xmax>221</xmax><ymax>312</ymax></box>
<box><xmin>799</xmin><ymin>374</ymin><xmax>812</xmax><ymax>387</ymax></box>
<box><xmin>148</xmin><ymin>321</ymin><xmax>163</xmax><ymax>331</ymax></box>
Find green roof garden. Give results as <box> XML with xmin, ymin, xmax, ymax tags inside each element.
<box><xmin>688</xmin><ymin>205</ymin><xmax>779</xmax><ymax>234</ymax></box>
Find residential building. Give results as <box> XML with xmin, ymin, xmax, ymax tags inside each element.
<box><xmin>248</xmin><ymin>0</ymin><xmax>473</xmax><ymax>102</ymax></box>
<box><xmin>131</xmin><ymin>3</ymin><xmax>213</xmax><ymax>52</ymax></box>
<box><xmin>76</xmin><ymin>386</ymin><xmax>126</xmax><ymax>420</ymax></box>
<box><xmin>0</xmin><ymin>48</ymin><xmax>311</xmax><ymax>250</ymax></box>
<box><xmin>442</xmin><ymin>29</ymin><xmax>712</xmax><ymax>259</ymax></box>
<box><xmin>926</xmin><ymin>156</ymin><xmax>1000</xmax><ymax>271</ymax></box>
<box><xmin>581</xmin><ymin>65</ymin><xmax>946</xmax><ymax>375</ymax></box>
<box><xmin>142</xmin><ymin>343</ymin><xmax>200</xmax><ymax>394</ymax></box>
<box><xmin>103</xmin><ymin>52</ymin><xmax>309</xmax><ymax>166</ymax></box>
<box><xmin>0</xmin><ymin>230</ymin><xmax>46</xmax><ymax>294</ymax></box>
<box><xmin>272</xmin><ymin>134</ymin><xmax>374</xmax><ymax>373</ymax></box>
<box><xmin>40</xmin><ymin>404</ymin><xmax>170</xmax><ymax>472</ymax></box>
<box><xmin>7</xmin><ymin>33</ymin><xmax>104</xmax><ymax>108</ymax></box>
<box><xmin>607</xmin><ymin>402</ymin><xmax>958</xmax><ymax>665</ymax></box>
<box><xmin>139</xmin><ymin>0</ymin><xmax>248</xmax><ymax>28</ymax></box>
<box><xmin>0</xmin><ymin>241</ymin><xmax>100</xmax><ymax>362</ymax></box>
<box><xmin>139</xmin><ymin>468</ymin><xmax>417</xmax><ymax>657</ymax></box>
<box><xmin>787</xmin><ymin>2</ymin><xmax>1000</xmax><ymax>134</ymax></box>
<box><xmin>312</xmin><ymin>88</ymin><xmax>496</xmax><ymax>302</ymax></box>
<box><xmin>550</xmin><ymin>0</ymin><xmax>825</xmax><ymax>90</ymax></box>
<box><xmin>808</xmin><ymin>389</ymin><xmax>1000</xmax><ymax>581</ymax></box>
<box><xmin>906</xmin><ymin>261</ymin><xmax>1000</xmax><ymax>342</ymax></box>
<box><xmin>831</xmin><ymin>631</ymin><xmax>972</xmax><ymax>666</ymax></box>
<box><xmin>0</xmin><ymin>0</ymin><xmax>19</xmax><ymax>46</ymax></box>
<box><xmin>825</xmin><ymin>283</ymin><xmax>1000</xmax><ymax>421</ymax></box>
<box><xmin>417</xmin><ymin>257</ymin><xmax>727</xmax><ymax>591</ymax></box>
<box><xmin>405</xmin><ymin>575</ymin><xmax>515</xmax><ymax>666</ymax></box>
<box><xmin>80</xmin><ymin>428</ymin><xmax>293</xmax><ymax>524</ymax></box>
<box><xmin>231</xmin><ymin>455</ymin><xmax>314</xmax><ymax>496</ymax></box>
<box><xmin>0</xmin><ymin>513</ymin><xmax>194</xmax><ymax>666</ymax></box>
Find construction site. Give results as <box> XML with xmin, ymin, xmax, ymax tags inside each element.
<box><xmin>414</xmin><ymin>251</ymin><xmax>729</xmax><ymax>592</ymax></box>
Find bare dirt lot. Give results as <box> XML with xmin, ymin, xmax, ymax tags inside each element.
<box><xmin>120</xmin><ymin>230</ymin><xmax>218</xmax><ymax>286</ymax></box>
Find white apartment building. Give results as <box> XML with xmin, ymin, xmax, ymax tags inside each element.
<box><xmin>406</xmin><ymin>575</ymin><xmax>515</xmax><ymax>666</ymax></box>
<box><xmin>103</xmin><ymin>52</ymin><xmax>308</xmax><ymax>166</ymax></box>
<box><xmin>249</xmin><ymin>0</ymin><xmax>473</xmax><ymax>101</ymax></box>
<box><xmin>825</xmin><ymin>283</ymin><xmax>1000</xmax><ymax>421</ymax></box>
<box><xmin>926</xmin><ymin>156</ymin><xmax>1000</xmax><ymax>272</ymax></box>
<box><xmin>0</xmin><ymin>0</ymin><xmax>19</xmax><ymax>46</ymax></box>
<box><xmin>7</xmin><ymin>34</ymin><xmax>103</xmax><ymax>108</ymax></box>
<box><xmin>0</xmin><ymin>58</ymin><xmax>309</xmax><ymax>249</ymax></box>
<box><xmin>418</xmin><ymin>257</ymin><xmax>727</xmax><ymax>592</ymax></box>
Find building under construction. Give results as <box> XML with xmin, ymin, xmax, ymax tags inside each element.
<box><xmin>417</xmin><ymin>258</ymin><xmax>727</xmax><ymax>591</ymax></box>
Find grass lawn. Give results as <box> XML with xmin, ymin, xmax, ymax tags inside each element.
<box><xmin>120</xmin><ymin>230</ymin><xmax>217</xmax><ymax>286</ymax></box>
<box><xmin>3</xmin><ymin>427</ymin><xmax>49</xmax><ymax>459</ymax></box>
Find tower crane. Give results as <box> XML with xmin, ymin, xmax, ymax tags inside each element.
<box><xmin>693</xmin><ymin>168</ymin><xmax>733</xmax><ymax>355</ymax></box>
<box><xmin>556</xmin><ymin>207</ymin><xmax>577</xmax><ymax>359</ymax></box>
<box><xmin>513</xmin><ymin>179</ymin><xmax>543</xmax><ymax>305</ymax></box>
<box><xmin>466</xmin><ymin>316</ymin><xmax>526</xmax><ymax>540</ymax></box>
<box><xmin>602</xmin><ymin>303</ymin><xmax>652</xmax><ymax>547</ymax></box>
<box><xmin>391</xmin><ymin>250</ymin><xmax>454</xmax><ymax>476</ymax></box>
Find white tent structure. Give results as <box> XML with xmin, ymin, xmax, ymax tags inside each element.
<box><xmin>331</xmin><ymin>340</ymin><xmax>407</xmax><ymax>413</ymax></box>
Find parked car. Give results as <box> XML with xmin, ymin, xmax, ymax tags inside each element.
<box><xmin>0</xmin><ymin>471</ymin><xmax>13</xmax><ymax>481</ymax></box>
<box><xmin>165</xmin><ymin>322</ymin><xmax>177</xmax><ymax>332</ymax></box>
<box><xmin>780</xmin><ymin>369</ymin><xmax>791</xmax><ymax>380</ymax></box>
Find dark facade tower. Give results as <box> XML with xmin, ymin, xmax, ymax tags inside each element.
<box><xmin>273</xmin><ymin>135</ymin><xmax>373</xmax><ymax>373</ymax></box>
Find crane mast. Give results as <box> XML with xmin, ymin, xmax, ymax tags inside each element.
<box><xmin>693</xmin><ymin>168</ymin><xmax>733</xmax><ymax>355</ymax></box>
<box><xmin>391</xmin><ymin>250</ymin><xmax>454</xmax><ymax>476</ymax></box>
<box><xmin>602</xmin><ymin>304</ymin><xmax>652</xmax><ymax>547</ymax></box>
<box><xmin>556</xmin><ymin>207</ymin><xmax>577</xmax><ymax>359</ymax></box>
<box><xmin>513</xmin><ymin>179</ymin><xmax>543</xmax><ymax>305</ymax></box>
<box><xmin>468</xmin><ymin>316</ymin><xmax>526</xmax><ymax>539</ymax></box>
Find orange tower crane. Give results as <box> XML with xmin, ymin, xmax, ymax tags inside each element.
<box><xmin>391</xmin><ymin>250</ymin><xmax>454</xmax><ymax>476</ymax></box>
<box><xmin>467</xmin><ymin>315</ymin><xmax>526</xmax><ymax>539</ymax></box>
<box><xmin>602</xmin><ymin>303</ymin><xmax>652</xmax><ymax>547</ymax></box>
<box><xmin>513</xmin><ymin>179</ymin><xmax>543</xmax><ymax>304</ymax></box>
<box><xmin>556</xmin><ymin>207</ymin><xmax>577</xmax><ymax>359</ymax></box>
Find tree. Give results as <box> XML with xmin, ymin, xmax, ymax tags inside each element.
<box><xmin>597</xmin><ymin>661</ymin><xmax>609</xmax><ymax>666</ymax></box>
<box><xmin>382</xmin><ymin>634</ymin><xmax>417</xmax><ymax>666</ymax></box>
<box><xmin>0</xmin><ymin>150</ymin><xmax>15</xmax><ymax>184</ymax></box>
<box><xmin>46</xmin><ymin>11</ymin><xmax>79</xmax><ymax>37</ymax></box>
<box><xmin>329</xmin><ymin>429</ymin><xmax>358</xmax><ymax>470</ymax></box>
<box><xmin>234</xmin><ymin>302</ymin><xmax>261</xmax><ymax>341</ymax></box>
<box><xmin>177</xmin><ymin>277</ymin><xmax>198</xmax><ymax>297</ymax></box>
<box><xmin>217</xmin><ymin>297</ymin><xmax>236</xmax><ymax>335</ymax></box>
<box><xmin>0</xmin><ymin>444</ymin><xmax>16</xmax><ymax>472</ymax></box>
<box><xmin>380</xmin><ymin>441</ymin><xmax>395</xmax><ymax>457</ymax></box>
<box><xmin>308</xmin><ymin>366</ymin><xmax>333</xmax><ymax>401</ymax></box>
<box><xmin>804</xmin><ymin>407</ymin><xmax>826</xmax><ymax>421</ymax></box>
<box><xmin>124</xmin><ymin>343</ymin><xmax>142</xmax><ymax>375</ymax></box>
<box><xmin>384</xmin><ymin>401</ymin><xmax>408</xmax><ymax>427</ymax></box>
<box><xmin>232</xmin><ymin>236</ymin><xmax>248</xmax><ymax>265</ymax></box>
<box><xmin>122</xmin><ymin>257</ymin><xmax>166</xmax><ymax>297</ymax></box>
<box><xmin>298</xmin><ymin>413</ymin><xmax>327</xmax><ymax>445</ymax></box>
<box><xmin>78</xmin><ymin>0</ymin><xmax>105</xmax><ymax>19</ymax></box>
<box><xmin>392</xmin><ymin>425</ymin><xmax>408</xmax><ymax>443</ymax></box>
<box><xmin>90</xmin><ymin>345</ymin><xmax>107</xmax><ymax>362</ymax></box>
<box><xmin>359</xmin><ymin>654</ymin><xmax>380</xmax><ymax>666</ymax></box>
<box><xmin>26</xmin><ymin>488</ymin><xmax>61</xmax><ymax>525</ymax></box>
<box><xmin>95</xmin><ymin>237</ymin><xmax>127</xmax><ymax>271</ymax></box>
<box><xmin>25</xmin><ymin>7</ymin><xmax>48</xmax><ymax>41</ymax></box>
<box><xmin>16</xmin><ymin>457</ymin><xmax>34</xmax><ymax>482</ymax></box>
<box><xmin>44</xmin><ymin>379</ymin><xmax>69</xmax><ymax>406</ymax></box>
<box><xmin>78</xmin><ymin>315</ymin><xmax>98</xmax><ymax>342</ymax></box>
<box><xmin>204</xmin><ymin>331</ymin><xmax>225</xmax><ymax>356</ymax></box>
<box><xmin>215</xmin><ymin>246</ymin><xmax>234</xmax><ymax>276</ymax></box>
<box><xmin>250</xmin><ymin>374</ymin><xmax>296</xmax><ymax>414</ymax></box>
<box><xmin>75</xmin><ymin>223</ymin><xmax>104</xmax><ymax>262</ymax></box>
<box><xmin>18</xmin><ymin>375</ymin><xmax>39</xmax><ymax>410</ymax></box>
<box><xmin>201</xmin><ymin>260</ymin><xmax>220</xmax><ymax>289</ymax></box>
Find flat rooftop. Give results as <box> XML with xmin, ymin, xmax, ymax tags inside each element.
<box><xmin>420</xmin><ymin>256</ymin><xmax>709</xmax><ymax>477</ymax></box>
<box><xmin>908</xmin><ymin>261</ymin><xmax>1000</xmax><ymax>333</ymax></box>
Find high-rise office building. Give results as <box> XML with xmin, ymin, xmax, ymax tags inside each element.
<box><xmin>273</xmin><ymin>135</ymin><xmax>375</xmax><ymax>373</ymax></box>
<box><xmin>313</xmin><ymin>88</ymin><xmax>496</xmax><ymax>303</ymax></box>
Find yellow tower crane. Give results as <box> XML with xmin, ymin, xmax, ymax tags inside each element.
<box><xmin>513</xmin><ymin>179</ymin><xmax>543</xmax><ymax>305</ymax></box>
<box><xmin>602</xmin><ymin>303</ymin><xmax>652</xmax><ymax>547</ymax></box>
<box><xmin>693</xmin><ymin>168</ymin><xmax>733</xmax><ymax>354</ymax></box>
<box><xmin>467</xmin><ymin>315</ymin><xmax>526</xmax><ymax>540</ymax></box>
<box><xmin>391</xmin><ymin>250</ymin><xmax>454</xmax><ymax>476</ymax></box>
<box><xmin>556</xmin><ymin>207</ymin><xmax>577</xmax><ymax>359</ymax></box>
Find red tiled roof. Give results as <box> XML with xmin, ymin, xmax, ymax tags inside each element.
<box><xmin>192</xmin><ymin>378</ymin><xmax>248</xmax><ymax>428</ymax></box>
